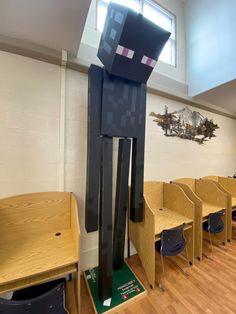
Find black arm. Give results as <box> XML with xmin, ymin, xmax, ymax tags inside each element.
<box><xmin>85</xmin><ymin>64</ymin><xmax>103</xmax><ymax>232</ymax></box>
<box><xmin>130</xmin><ymin>83</ymin><xmax>146</xmax><ymax>222</ymax></box>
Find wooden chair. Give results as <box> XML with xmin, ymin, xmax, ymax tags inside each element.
<box><xmin>129</xmin><ymin>182</ymin><xmax>194</xmax><ymax>289</ymax></box>
<box><xmin>0</xmin><ymin>192</ymin><xmax>80</xmax><ymax>313</ymax></box>
<box><xmin>173</xmin><ymin>178</ymin><xmax>227</xmax><ymax>260</ymax></box>
<box><xmin>203</xmin><ymin>176</ymin><xmax>236</xmax><ymax>241</ymax></box>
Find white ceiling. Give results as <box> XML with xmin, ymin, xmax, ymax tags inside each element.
<box><xmin>195</xmin><ymin>80</ymin><xmax>236</xmax><ymax>115</ymax></box>
<box><xmin>0</xmin><ymin>0</ymin><xmax>91</xmax><ymax>56</ymax></box>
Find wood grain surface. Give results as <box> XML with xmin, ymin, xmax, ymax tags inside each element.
<box><xmin>129</xmin><ymin>182</ymin><xmax>194</xmax><ymax>289</ymax></box>
<box><xmin>0</xmin><ymin>192</ymin><xmax>80</xmax><ymax>312</ymax></box>
<box><xmin>80</xmin><ymin>228</ymin><xmax>236</xmax><ymax>314</ymax></box>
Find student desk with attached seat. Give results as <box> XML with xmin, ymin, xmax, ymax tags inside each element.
<box><xmin>0</xmin><ymin>192</ymin><xmax>80</xmax><ymax>313</ymax></box>
<box><xmin>129</xmin><ymin>181</ymin><xmax>194</xmax><ymax>289</ymax></box>
<box><xmin>204</xmin><ymin>176</ymin><xmax>236</xmax><ymax>241</ymax></box>
<box><xmin>173</xmin><ymin>178</ymin><xmax>227</xmax><ymax>260</ymax></box>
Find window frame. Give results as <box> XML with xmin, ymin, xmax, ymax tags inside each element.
<box><xmin>95</xmin><ymin>0</ymin><xmax>176</xmax><ymax>67</ymax></box>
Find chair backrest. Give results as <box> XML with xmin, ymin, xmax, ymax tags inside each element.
<box><xmin>232</xmin><ymin>211</ymin><xmax>236</xmax><ymax>221</ymax></box>
<box><xmin>158</xmin><ymin>224</ymin><xmax>186</xmax><ymax>257</ymax></box>
<box><xmin>203</xmin><ymin>210</ymin><xmax>224</xmax><ymax>233</ymax></box>
<box><xmin>0</xmin><ymin>280</ymin><xmax>68</xmax><ymax>314</ymax></box>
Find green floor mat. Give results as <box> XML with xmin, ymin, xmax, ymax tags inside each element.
<box><xmin>84</xmin><ymin>262</ymin><xmax>146</xmax><ymax>313</ymax></box>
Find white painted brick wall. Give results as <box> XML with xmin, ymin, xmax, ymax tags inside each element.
<box><xmin>1</xmin><ymin>51</ymin><xmax>236</xmax><ymax>271</ymax></box>
<box><xmin>0</xmin><ymin>51</ymin><xmax>60</xmax><ymax>197</ymax></box>
<box><xmin>64</xmin><ymin>70</ymin><xmax>236</xmax><ymax>271</ymax></box>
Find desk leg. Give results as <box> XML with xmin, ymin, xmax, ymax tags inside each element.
<box><xmin>71</xmin><ymin>263</ymin><xmax>80</xmax><ymax>314</ymax></box>
<box><xmin>185</xmin><ymin>226</ymin><xmax>194</xmax><ymax>265</ymax></box>
<box><xmin>77</xmin><ymin>262</ymin><xmax>80</xmax><ymax>314</ymax></box>
<box><xmin>211</xmin><ymin>213</ymin><xmax>227</xmax><ymax>246</ymax></box>
<box><xmin>66</xmin><ymin>268</ymin><xmax>80</xmax><ymax>314</ymax></box>
<box><xmin>129</xmin><ymin>212</ymin><xmax>155</xmax><ymax>288</ymax></box>
<box><xmin>194</xmin><ymin>214</ymin><xmax>203</xmax><ymax>261</ymax></box>
<box><xmin>226</xmin><ymin>206</ymin><xmax>232</xmax><ymax>242</ymax></box>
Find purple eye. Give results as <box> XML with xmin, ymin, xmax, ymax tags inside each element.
<box><xmin>116</xmin><ymin>45</ymin><xmax>134</xmax><ymax>59</ymax></box>
<box><xmin>141</xmin><ymin>56</ymin><xmax>157</xmax><ymax>68</ymax></box>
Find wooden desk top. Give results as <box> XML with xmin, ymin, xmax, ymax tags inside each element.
<box><xmin>154</xmin><ymin>207</ymin><xmax>193</xmax><ymax>237</ymax></box>
<box><xmin>0</xmin><ymin>229</ymin><xmax>77</xmax><ymax>290</ymax></box>
<box><xmin>202</xmin><ymin>202</ymin><xmax>224</xmax><ymax>218</ymax></box>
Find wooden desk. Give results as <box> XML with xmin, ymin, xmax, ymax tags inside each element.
<box><xmin>154</xmin><ymin>208</ymin><xmax>193</xmax><ymax>237</ymax></box>
<box><xmin>232</xmin><ymin>198</ymin><xmax>236</xmax><ymax>208</ymax></box>
<box><xmin>204</xmin><ymin>176</ymin><xmax>236</xmax><ymax>241</ymax></box>
<box><xmin>0</xmin><ymin>192</ymin><xmax>80</xmax><ymax>313</ymax></box>
<box><xmin>202</xmin><ymin>202</ymin><xmax>224</xmax><ymax>218</ymax></box>
<box><xmin>173</xmin><ymin>178</ymin><xmax>227</xmax><ymax>260</ymax></box>
<box><xmin>129</xmin><ymin>182</ymin><xmax>194</xmax><ymax>289</ymax></box>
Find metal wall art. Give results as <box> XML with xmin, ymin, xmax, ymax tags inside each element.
<box><xmin>150</xmin><ymin>106</ymin><xmax>219</xmax><ymax>144</ymax></box>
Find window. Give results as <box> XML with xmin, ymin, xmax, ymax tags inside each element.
<box><xmin>96</xmin><ymin>0</ymin><xmax>176</xmax><ymax>66</ymax></box>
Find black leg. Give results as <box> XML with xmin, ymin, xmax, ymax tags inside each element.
<box><xmin>130</xmin><ymin>134</ymin><xmax>145</xmax><ymax>222</ymax></box>
<box><xmin>99</xmin><ymin>136</ymin><xmax>113</xmax><ymax>301</ymax></box>
<box><xmin>113</xmin><ymin>138</ymin><xmax>131</xmax><ymax>270</ymax></box>
<box><xmin>128</xmin><ymin>237</ymin><xmax>130</xmax><ymax>258</ymax></box>
<box><xmin>85</xmin><ymin>65</ymin><xmax>103</xmax><ymax>233</ymax></box>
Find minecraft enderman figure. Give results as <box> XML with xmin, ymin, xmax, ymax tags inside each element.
<box><xmin>85</xmin><ymin>2</ymin><xmax>170</xmax><ymax>301</ymax></box>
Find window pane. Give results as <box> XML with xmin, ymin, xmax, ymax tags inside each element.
<box><xmin>97</xmin><ymin>3</ymin><xmax>109</xmax><ymax>32</ymax></box>
<box><xmin>159</xmin><ymin>40</ymin><xmax>171</xmax><ymax>64</ymax></box>
<box><xmin>112</xmin><ymin>0</ymin><xmax>139</xmax><ymax>11</ymax></box>
<box><xmin>97</xmin><ymin>0</ymin><xmax>140</xmax><ymax>32</ymax></box>
<box><xmin>143</xmin><ymin>1</ymin><xmax>175</xmax><ymax>65</ymax></box>
<box><xmin>143</xmin><ymin>2</ymin><xmax>172</xmax><ymax>34</ymax></box>
<box><xmin>159</xmin><ymin>40</ymin><xmax>175</xmax><ymax>65</ymax></box>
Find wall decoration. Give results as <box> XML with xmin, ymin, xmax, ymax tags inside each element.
<box><xmin>150</xmin><ymin>106</ymin><xmax>219</xmax><ymax>144</ymax></box>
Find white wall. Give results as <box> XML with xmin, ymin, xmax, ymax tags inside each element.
<box><xmin>145</xmin><ymin>94</ymin><xmax>236</xmax><ymax>180</ymax></box>
<box><xmin>64</xmin><ymin>69</ymin><xmax>236</xmax><ymax>270</ymax></box>
<box><xmin>1</xmin><ymin>51</ymin><xmax>236</xmax><ymax>270</ymax></box>
<box><xmin>0</xmin><ymin>51</ymin><xmax>61</xmax><ymax>197</ymax></box>
<box><xmin>186</xmin><ymin>0</ymin><xmax>236</xmax><ymax>96</ymax></box>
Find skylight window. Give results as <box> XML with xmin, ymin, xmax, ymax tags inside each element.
<box><xmin>96</xmin><ymin>0</ymin><xmax>176</xmax><ymax>66</ymax></box>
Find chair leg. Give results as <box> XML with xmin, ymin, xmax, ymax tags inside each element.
<box><xmin>168</xmin><ymin>250</ymin><xmax>190</xmax><ymax>278</ymax></box>
<box><xmin>231</xmin><ymin>222</ymin><xmax>236</xmax><ymax>240</ymax></box>
<box><xmin>184</xmin><ymin>245</ymin><xmax>191</xmax><ymax>268</ymax></box>
<box><xmin>184</xmin><ymin>246</ymin><xmax>191</xmax><ymax>272</ymax></box>
<box><xmin>159</xmin><ymin>253</ymin><xmax>165</xmax><ymax>292</ymax></box>
<box><xmin>203</xmin><ymin>231</ymin><xmax>214</xmax><ymax>261</ymax></box>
